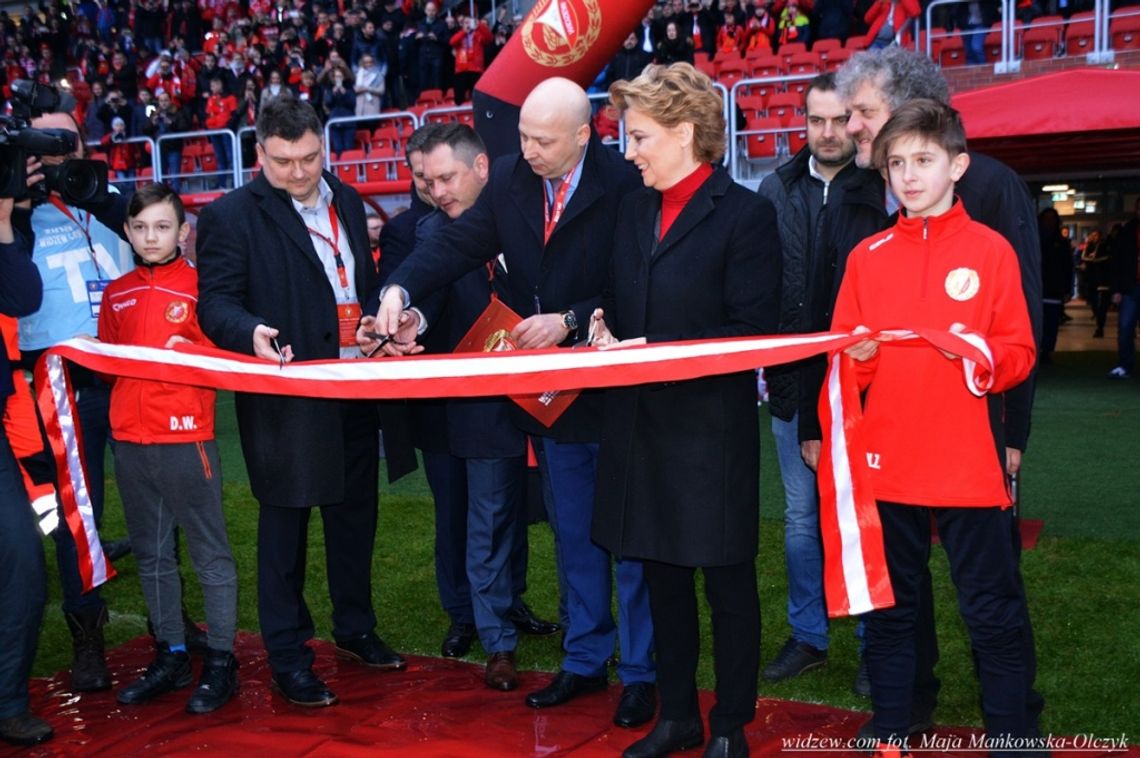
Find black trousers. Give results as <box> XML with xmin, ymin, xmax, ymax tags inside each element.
<box><xmin>642</xmin><ymin>559</ymin><xmax>760</xmax><ymax>737</ymax></box>
<box><xmin>256</xmin><ymin>411</ymin><xmax>380</xmax><ymax>675</ymax></box>
<box><xmin>866</xmin><ymin>503</ymin><xmax>1036</xmax><ymax>746</ymax></box>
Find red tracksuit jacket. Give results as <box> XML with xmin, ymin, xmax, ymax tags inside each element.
<box><xmin>98</xmin><ymin>255</ymin><xmax>216</xmax><ymax>444</ymax></box>
<box><xmin>831</xmin><ymin>200</ymin><xmax>1036</xmax><ymax>507</ymax></box>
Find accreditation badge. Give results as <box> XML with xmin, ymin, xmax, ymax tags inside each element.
<box><xmin>337</xmin><ymin>301</ymin><xmax>363</xmax><ymax>348</ymax></box>
<box><xmin>86</xmin><ymin>279</ymin><xmax>113</xmax><ymax>319</ymax></box>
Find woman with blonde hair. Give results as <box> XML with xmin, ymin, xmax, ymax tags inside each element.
<box><xmin>591</xmin><ymin>62</ymin><xmax>780</xmax><ymax>758</ymax></box>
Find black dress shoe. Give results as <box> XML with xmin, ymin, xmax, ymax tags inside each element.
<box><xmin>272</xmin><ymin>668</ymin><xmax>338</xmax><ymax>707</ymax></box>
<box><xmin>614</xmin><ymin>682</ymin><xmax>657</xmax><ymax>728</ymax></box>
<box><xmin>0</xmin><ymin>712</ymin><xmax>53</xmax><ymax>747</ymax></box>
<box><xmin>441</xmin><ymin>622</ymin><xmax>476</xmax><ymax>658</ymax></box>
<box><xmin>525</xmin><ymin>670</ymin><xmax>608</xmax><ymax>708</ymax></box>
<box><xmin>103</xmin><ymin>537</ymin><xmax>132</xmax><ymax>562</ymax></box>
<box><xmin>186</xmin><ymin>648</ymin><xmax>239</xmax><ymax>714</ymax></box>
<box><xmin>623</xmin><ymin>718</ymin><xmax>704</xmax><ymax>758</ymax></box>
<box><xmin>508</xmin><ymin>603</ymin><xmax>561</xmax><ymax>636</ymax></box>
<box><xmin>702</xmin><ymin>729</ymin><xmax>748</xmax><ymax>758</ymax></box>
<box><xmin>335</xmin><ymin>633</ymin><xmax>407</xmax><ymax>670</ymax></box>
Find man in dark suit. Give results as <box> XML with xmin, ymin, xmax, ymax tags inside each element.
<box><xmin>375</xmin><ymin>124</ymin><xmax>559</xmax><ymax>662</ymax></box>
<box><xmin>369</xmin><ymin>78</ymin><xmax>657</xmax><ymax>729</ymax></box>
<box><xmin>196</xmin><ymin>98</ymin><xmax>406</xmax><ymax>708</ymax></box>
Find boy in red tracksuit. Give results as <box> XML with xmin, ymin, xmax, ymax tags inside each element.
<box><xmin>97</xmin><ymin>184</ymin><xmax>239</xmax><ymax>715</ymax></box>
<box><xmin>831</xmin><ymin>100</ymin><xmax>1037</xmax><ymax>755</ymax></box>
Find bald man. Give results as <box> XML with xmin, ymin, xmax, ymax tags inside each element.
<box><xmin>372</xmin><ymin>79</ymin><xmax>657</xmax><ymax>727</ymax></box>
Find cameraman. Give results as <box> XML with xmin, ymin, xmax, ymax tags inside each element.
<box><xmin>141</xmin><ymin>91</ymin><xmax>193</xmax><ymax>192</ymax></box>
<box><xmin>14</xmin><ymin>109</ymin><xmax>135</xmax><ymax>697</ymax></box>
<box><xmin>0</xmin><ymin>190</ymin><xmax>52</xmax><ymax>748</ymax></box>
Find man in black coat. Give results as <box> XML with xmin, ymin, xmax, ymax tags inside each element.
<box><xmin>196</xmin><ymin>98</ymin><xmax>406</xmax><ymax>709</ymax></box>
<box><xmin>757</xmin><ymin>73</ymin><xmax>886</xmax><ymax>689</ymax></box>
<box><xmin>369</xmin><ymin>78</ymin><xmax>657</xmax><ymax>729</ymax></box>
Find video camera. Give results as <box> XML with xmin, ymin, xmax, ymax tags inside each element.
<box><xmin>0</xmin><ymin>80</ymin><xmax>108</xmax><ymax>204</ymax></box>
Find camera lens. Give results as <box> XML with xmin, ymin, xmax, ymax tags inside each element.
<box><xmin>45</xmin><ymin>160</ymin><xmax>106</xmax><ymax>205</ymax></box>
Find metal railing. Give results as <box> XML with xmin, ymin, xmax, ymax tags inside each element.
<box><xmin>155</xmin><ymin>128</ymin><xmax>240</xmax><ymax>191</ymax></box>
<box><xmin>85</xmin><ymin>135</ymin><xmax>157</xmax><ymax>190</ymax></box>
<box><xmin>727</xmin><ymin>74</ymin><xmax>817</xmax><ymax>181</ymax></box>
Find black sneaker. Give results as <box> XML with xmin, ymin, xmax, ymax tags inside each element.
<box><xmin>186</xmin><ymin>648</ymin><xmax>239</xmax><ymax>714</ymax></box>
<box><xmin>117</xmin><ymin>644</ymin><xmax>192</xmax><ymax>704</ymax></box>
<box><xmin>761</xmin><ymin>637</ymin><xmax>827</xmax><ymax>681</ymax></box>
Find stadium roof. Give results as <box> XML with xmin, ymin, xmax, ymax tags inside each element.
<box><xmin>952</xmin><ymin>68</ymin><xmax>1140</xmax><ymax>177</ymax></box>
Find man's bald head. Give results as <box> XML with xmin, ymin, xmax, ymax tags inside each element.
<box><xmin>518</xmin><ymin>77</ymin><xmax>592</xmax><ymax>179</ymax></box>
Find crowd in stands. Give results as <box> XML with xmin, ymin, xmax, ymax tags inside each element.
<box><xmin>0</xmin><ymin>0</ymin><xmax>514</xmax><ymax>167</ymax></box>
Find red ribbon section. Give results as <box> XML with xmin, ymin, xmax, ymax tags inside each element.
<box><xmin>38</xmin><ymin>329</ymin><xmax>993</xmax><ymax>606</ymax></box>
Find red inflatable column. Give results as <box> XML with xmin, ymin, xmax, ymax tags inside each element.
<box><xmin>472</xmin><ymin>0</ymin><xmax>656</xmax><ymax>159</ymax></box>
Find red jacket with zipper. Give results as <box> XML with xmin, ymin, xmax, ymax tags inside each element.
<box><xmin>831</xmin><ymin>201</ymin><xmax>1035</xmax><ymax>507</ymax></box>
<box><xmin>97</xmin><ymin>255</ymin><xmax>216</xmax><ymax>444</ymax></box>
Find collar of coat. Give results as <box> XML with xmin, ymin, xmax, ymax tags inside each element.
<box><xmin>633</xmin><ymin>163</ymin><xmax>732</xmax><ymax>262</ymax></box>
<box><xmin>505</xmin><ymin>132</ymin><xmax>608</xmax><ymax>246</ymax></box>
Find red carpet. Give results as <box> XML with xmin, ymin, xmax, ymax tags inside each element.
<box><xmin>4</xmin><ymin>633</ymin><xmax>1131</xmax><ymax>757</ymax></box>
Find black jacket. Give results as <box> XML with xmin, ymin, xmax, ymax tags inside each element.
<box><xmin>759</xmin><ymin>154</ymin><xmax>888</xmax><ymax>436</ymax></box>
<box><xmin>196</xmin><ymin>171</ymin><xmax>410</xmax><ymax>506</ymax></box>
<box><xmin>957</xmin><ymin>152</ymin><xmax>1042</xmax><ymax>453</ymax></box>
<box><xmin>386</xmin><ymin>135</ymin><xmax>641</xmax><ymax>442</ymax></box>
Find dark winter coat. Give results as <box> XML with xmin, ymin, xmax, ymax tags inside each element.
<box><xmin>592</xmin><ymin>167</ymin><xmax>781</xmax><ymax>567</ymax></box>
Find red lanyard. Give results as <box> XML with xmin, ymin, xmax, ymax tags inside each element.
<box><xmin>49</xmin><ymin>196</ymin><xmax>102</xmax><ymax>277</ymax></box>
<box><xmin>305</xmin><ymin>204</ymin><xmax>351</xmax><ymax>291</ymax></box>
<box><xmin>543</xmin><ymin>170</ymin><xmax>574</xmax><ymax>245</ymax></box>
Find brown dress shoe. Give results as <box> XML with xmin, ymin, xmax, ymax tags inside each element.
<box><xmin>485</xmin><ymin>651</ymin><xmax>519</xmax><ymax>691</ymax></box>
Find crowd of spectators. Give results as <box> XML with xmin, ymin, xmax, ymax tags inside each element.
<box><xmin>0</xmin><ymin>0</ymin><xmax>515</xmax><ymax>170</ymax></box>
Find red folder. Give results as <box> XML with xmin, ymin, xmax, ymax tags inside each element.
<box><xmin>453</xmin><ymin>298</ymin><xmax>578</xmax><ymax>427</ymax></box>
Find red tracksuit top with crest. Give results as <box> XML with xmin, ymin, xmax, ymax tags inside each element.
<box><xmin>830</xmin><ymin>200</ymin><xmax>1035</xmax><ymax>507</ymax></box>
<box><xmin>98</xmin><ymin>254</ymin><xmax>216</xmax><ymax>444</ymax></box>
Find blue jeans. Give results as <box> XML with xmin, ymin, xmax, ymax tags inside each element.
<box><xmin>540</xmin><ymin>438</ymin><xmax>654</xmax><ymax>684</ymax></box>
<box><xmin>1117</xmin><ymin>283</ymin><xmax>1140</xmax><ymax>372</ymax></box>
<box><xmin>0</xmin><ymin>423</ymin><xmax>46</xmax><ymax>719</ymax></box>
<box><xmin>209</xmin><ymin>134</ymin><xmax>233</xmax><ymax>188</ymax></box>
<box><xmin>771</xmin><ymin>414</ymin><xmax>828</xmax><ymax>650</ymax></box>
<box><xmin>163</xmin><ymin>147</ymin><xmax>183</xmax><ymax>192</ymax></box>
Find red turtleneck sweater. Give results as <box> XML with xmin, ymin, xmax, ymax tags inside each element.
<box><xmin>659</xmin><ymin>163</ymin><xmax>714</xmax><ymax>240</ymax></box>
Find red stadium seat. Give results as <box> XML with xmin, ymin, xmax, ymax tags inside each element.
<box><xmin>786</xmin><ymin>51</ymin><xmax>821</xmax><ymax>74</ymax></box>
<box><xmin>1111</xmin><ymin>9</ymin><xmax>1140</xmax><ymax>50</ymax></box>
<box><xmin>334</xmin><ymin>149</ymin><xmax>365</xmax><ymax>184</ymax></box>
<box><xmin>1065</xmin><ymin>20</ymin><xmax>1096</xmax><ymax>55</ymax></box>
<box><xmin>845</xmin><ymin>35</ymin><xmax>867</xmax><ymax>50</ymax></box>
<box><xmin>736</xmin><ymin>93</ymin><xmax>768</xmax><ymax>117</ymax></box>
<box><xmin>713</xmin><ymin>48</ymin><xmax>743</xmax><ymax>65</ymax></box>
<box><xmin>744</xmin><ymin>116</ymin><xmax>782</xmax><ymax>159</ymax></box>
<box><xmin>812</xmin><ymin>38</ymin><xmax>842</xmax><ymax>60</ymax></box>
<box><xmin>939</xmin><ymin>34</ymin><xmax>966</xmax><ymax>67</ymax></box>
<box><xmin>416</xmin><ymin>88</ymin><xmax>444</xmax><ymax>106</ymax></box>
<box><xmin>777</xmin><ymin>41</ymin><xmax>807</xmax><ymax>65</ymax></box>
<box><xmin>1023</xmin><ymin>26</ymin><xmax>1059</xmax><ymax>59</ymax></box>
<box><xmin>766</xmin><ymin>91</ymin><xmax>803</xmax><ymax>124</ymax></box>
<box><xmin>695</xmin><ymin>59</ymin><xmax>719</xmax><ymax>79</ymax></box>
<box><xmin>823</xmin><ymin>47</ymin><xmax>852</xmax><ymax>71</ymax></box>
<box><xmin>749</xmin><ymin>53</ymin><xmax>784</xmax><ymax>78</ymax></box>
<box><xmin>718</xmin><ymin>58</ymin><xmax>750</xmax><ymax>88</ymax></box>
<box><xmin>983</xmin><ymin>24</ymin><xmax>1005</xmax><ymax>62</ymax></box>
<box><xmin>788</xmin><ymin>127</ymin><xmax>808</xmax><ymax>155</ymax></box>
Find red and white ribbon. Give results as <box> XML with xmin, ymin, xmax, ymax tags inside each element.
<box><xmin>39</xmin><ymin>328</ymin><xmax>992</xmax><ymax>608</ymax></box>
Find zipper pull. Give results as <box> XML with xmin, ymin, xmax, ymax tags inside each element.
<box><xmin>923</xmin><ymin>217</ymin><xmax>929</xmax><ymax>240</ymax></box>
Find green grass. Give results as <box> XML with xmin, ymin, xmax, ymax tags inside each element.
<box><xmin>30</xmin><ymin>350</ymin><xmax>1140</xmax><ymax>739</ymax></box>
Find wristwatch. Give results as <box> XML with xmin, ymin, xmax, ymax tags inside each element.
<box><xmin>560</xmin><ymin>310</ymin><xmax>578</xmax><ymax>333</ymax></box>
